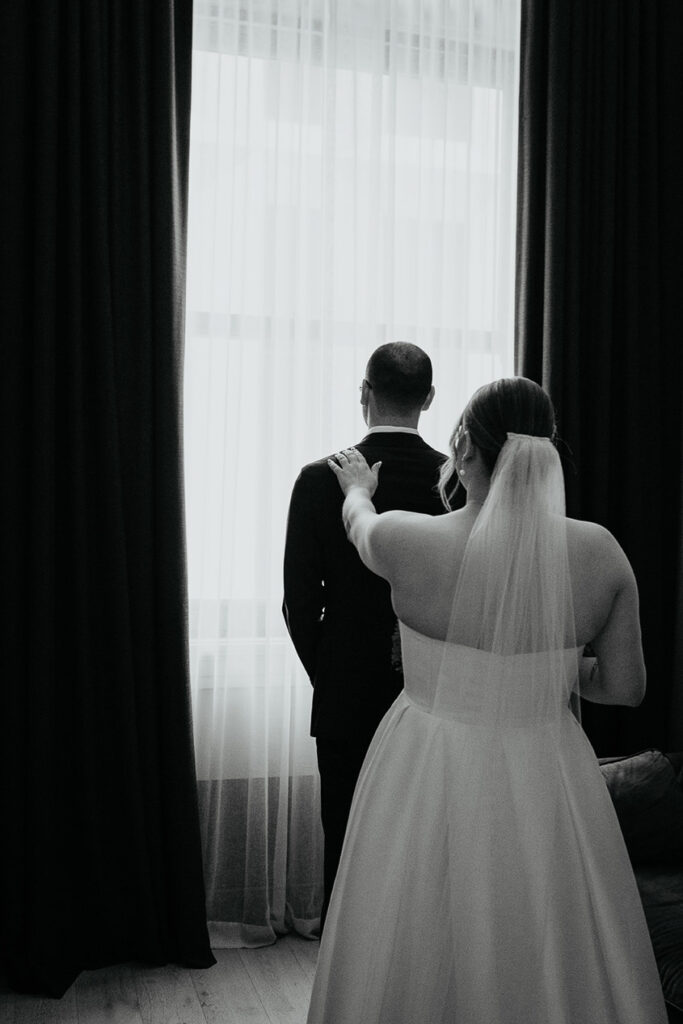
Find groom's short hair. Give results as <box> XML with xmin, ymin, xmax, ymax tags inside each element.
<box><xmin>366</xmin><ymin>342</ymin><xmax>433</xmax><ymax>413</ymax></box>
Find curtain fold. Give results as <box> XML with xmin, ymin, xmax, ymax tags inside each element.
<box><xmin>0</xmin><ymin>0</ymin><xmax>214</xmax><ymax>997</ymax></box>
<box><xmin>185</xmin><ymin>0</ymin><xmax>520</xmax><ymax>944</ymax></box>
<box><xmin>515</xmin><ymin>0</ymin><xmax>683</xmax><ymax>755</ymax></box>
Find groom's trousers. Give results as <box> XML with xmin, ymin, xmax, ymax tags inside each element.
<box><xmin>315</xmin><ymin>735</ymin><xmax>373</xmax><ymax>934</ymax></box>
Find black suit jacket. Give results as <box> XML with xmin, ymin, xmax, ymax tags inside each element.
<box><xmin>282</xmin><ymin>431</ymin><xmax>447</xmax><ymax>744</ymax></box>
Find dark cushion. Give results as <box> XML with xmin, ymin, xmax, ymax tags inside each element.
<box><xmin>599</xmin><ymin>750</ymin><xmax>683</xmax><ymax>866</ymax></box>
<box><xmin>636</xmin><ymin>868</ymin><xmax>683</xmax><ymax>1013</ymax></box>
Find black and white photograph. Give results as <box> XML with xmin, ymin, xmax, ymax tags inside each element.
<box><xmin>1</xmin><ymin>1</ymin><xmax>682</xmax><ymax>1022</ymax></box>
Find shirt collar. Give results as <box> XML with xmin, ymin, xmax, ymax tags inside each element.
<box><xmin>365</xmin><ymin>425</ymin><xmax>421</xmax><ymax>436</ymax></box>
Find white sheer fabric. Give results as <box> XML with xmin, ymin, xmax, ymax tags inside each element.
<box><xmin>184</xmin><ymin>0</ymin><xmax>520</xmax><ymax>945</ymax></box>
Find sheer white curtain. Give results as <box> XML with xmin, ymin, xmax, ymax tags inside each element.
<box><xmin>185</xmin><ymin>0</ymin><xmax>520</xmax><ymax>946</ymax></box>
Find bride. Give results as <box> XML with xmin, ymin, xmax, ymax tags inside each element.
<box><xmin>307</xmin><ymin>377</ymin><xmax>667</xmax><ymax>1024</ymax></box>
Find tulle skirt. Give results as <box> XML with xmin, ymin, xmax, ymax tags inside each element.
<box><xmin>307</xmin><ymin>692</ymin><xmax>667</xmax><ymax>1024</ymax></box>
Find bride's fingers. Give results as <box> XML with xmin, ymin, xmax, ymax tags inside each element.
<box><xmin>328</xmin><ymin>448</ymin><xmax>375</xmax><ymax>474</ymax></box>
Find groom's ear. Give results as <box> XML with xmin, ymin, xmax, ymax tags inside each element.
<box><xmin>421</xmin><ymin>384</ymin><xmax>435</xmax><ymax>411</ymax></box>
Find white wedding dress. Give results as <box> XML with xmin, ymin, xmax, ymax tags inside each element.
<box><xmin>307</xmin><ymin>435</ymin><xmax>667</xmax><ymax>1024</ymax></box>
<box><xmin>307</xmin><ymin>627</ymin><xmax>667</xmax><ymax>1024</ymax></box>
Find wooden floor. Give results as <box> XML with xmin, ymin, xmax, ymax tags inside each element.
<box><xmin>0</xmin><ymin>936</ymin><xmax>319</xmax><ymax>1024</ymax></box>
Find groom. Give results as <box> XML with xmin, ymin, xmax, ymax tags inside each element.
<box><xmin>282</xmin><ymin>342</ymin><xmax>448</xmax><ymax>931</ymax></box>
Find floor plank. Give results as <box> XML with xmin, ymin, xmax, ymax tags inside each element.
<box><xmin>190</xmin><ymin>949</ymin><xmax>270</xmax><ymax>1024</ymax></box>
<box><xmin>0</xmin><ymin>986</ymin><xmax>79</xmax><ymax>1024</ymax></box>
<box><xmin>133</xmin><ymin>963</ymin><xmax>205</xmax><ymax>1024</ymax></box>
<box><xmin>238</xmin><ymin>942</ymin><xmax>311</xmax><ymax>1024</ymax></box>
<box><xmin>74</xmin><ymin>963</ymin><xmax>144</xmax><ymax>1024</ymax></box>
<box><xmin>285</xmin><ymin>937</ymin><xmax>318</xmax><ymax>986</ymax></box>
<box><xmin>0</xmin><ymin>937</ymin><xmax>316</xmax><ymax>1024</ymax></box>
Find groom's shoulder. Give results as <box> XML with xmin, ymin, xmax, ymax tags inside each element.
<box><xmin>296</xmin><ymin>451</ymin><xmax>339</xmax><ymax>480</ymax></box>
<box><xmin>291</xmin><ymin>451</ymin><xmax>344</xmax><ymax>502</ymax></box>
<box><xmin>295</xmin><ymin>437</ymin><xmax>375</xmax><ymax>480</ymax></box>
<box><xmin>293</xmin><ymin>435</ymin><xmax>446</xmax><ymax>489</ymax></box>
<box><xmin>414</xmin><ymin>439</ymin><xmax>447</xmax><ymax>463</ymax></box>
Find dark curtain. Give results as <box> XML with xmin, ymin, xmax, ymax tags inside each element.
<box><xmin>0</xmin><ymin>1</ymin><xmax>214</xmax><ymax>997</ymax></box>
<box><xmin>515</xmin><ymin>0</ymin><xmax>683</xmax><ymax>756</ymax></box>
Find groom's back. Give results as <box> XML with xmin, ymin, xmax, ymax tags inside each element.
<box><xmin>283</xmin><ymin>430</ymin><xmax>446</xmax><ymax>745</ymax></box>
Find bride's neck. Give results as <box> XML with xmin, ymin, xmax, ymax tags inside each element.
<box><xmin>464</xmin><ymin>481</ymin><xmax>489</xmax><ymax>507</ymax></box>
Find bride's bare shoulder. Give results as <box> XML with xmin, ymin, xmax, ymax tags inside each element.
<box><xmin>566</xmin><ymin>516</ymin><xmax>618</xmax><ymax>547</ymax></box>
<box><xmin>371</xmin><ymin>508</ymin><xmax>440</xmax><ymax>540</ymax></box>
<box><xmin>565</xmin><ymin>517</ymin><xmax>633</xmax><ymax>585</ymax></box>
<box><xmin>375</xmin><ymin>508</ymin><xmax>456</xmax><ymax>531</ymax></box>
<box><xmin>366</xmin><ymin>508</ymin><xmax>458</xmax><ymax>574</ymax></box>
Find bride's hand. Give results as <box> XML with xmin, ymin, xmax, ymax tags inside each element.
<box><xmin>328</xmin><ymin>448</ymin><xmax>382</xmax><ymax>497</ymax></box>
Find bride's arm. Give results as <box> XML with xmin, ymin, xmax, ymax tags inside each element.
<box><xmin>328</xmin><ymin>448</ymin><xmax>406</xmax><ymax>580</ymax></box>
<box><xmin>341</xmin><ymin>486</ymin><xmax>403</xmax><ymax>579</ymax></box>
<box><xmin>342</xmin><ymin>485</ymin><xmax>378</xmax><ymax>556</ymax></box>
<box><xmin>578</xmin><ymin>526</ymin><xmax>646</xmax><ymax>707</ymax></box>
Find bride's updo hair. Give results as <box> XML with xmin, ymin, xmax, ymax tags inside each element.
<box><xmin>438</xmin><ymin>377</ymin><xmax>557</xmax><ymax>509</ymax></box>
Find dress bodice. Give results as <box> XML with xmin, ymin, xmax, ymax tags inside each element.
<box><xmin>399</xmin><ymin>623</ymin><xmax>580</xmax><ymax>726</ymax></box>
